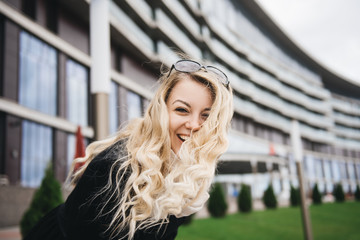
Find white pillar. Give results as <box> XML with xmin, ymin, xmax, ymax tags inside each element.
<box><xmin>90</xmin><ymin>0</ymin><xmax>110</xmax><ymax>140</ymax></box>
<box><xmin>90</xmin><ymin>0</ymin><xmax>110</xmax><ymax>94</ymax></box>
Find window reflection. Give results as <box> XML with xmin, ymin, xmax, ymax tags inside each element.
<box><xmin>347</xmin><ymin>162</ymin><xmax>356</xmax><ymax>180</ymax></box>
<box><xmin>127</xmin><ymin>90</ymin><xmax>142</xmax><ymax>120</ymax></box>
<box><xmin>19</xmin><ymin>31</ymin><xmax>57</xmax><ymax>115</ymax></box>
<box><xmin>66</xmin><ymin>59</ymin><xmax>88</xmax><ymax>126</ymax></box>
<box><xmin>21</xmin><ymin>121</ymin><xmax>52</xmax><ymax>187</ymax></box>
<box><xmin>304</xmin><ymin>155</ymin><xmax>316</xmax><ymax>179</ymax></box>
<box><xmin>331</xmin><ymin>160</ymin><xmax>341</xmax><ymax>182</ymax></box>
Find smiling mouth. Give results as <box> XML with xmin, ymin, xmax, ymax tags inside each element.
<box><xmin>177</xmin><ymin>134</ymin><xmax>190</xmax><ymax>142</ymax></box>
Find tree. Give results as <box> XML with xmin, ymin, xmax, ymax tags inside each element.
<box><xmin>290</xmin><ymin>185</ymin><xmax>300</xmax><ymax>207</ymax></box>
<box><xmin>355</xmin><ymin>185</ymin><xmax>360</xmax><ymax>202</ymax></box>
<box><xmin>333</xmin><ymin>183</ymin><xmax>345</xmax><ymax>202</ymax></box>
<box><xmin>208</xmin><ymin>182</ymin><xmax>227</xmax><ymax>218</ymax></box>
<box><xmin>238</xmin><ymin>184</ymin><xmax>252</xmax><ymax>213</ymax></box>
<box><xmin>263</xmin><ymin>184</ymin><xmax>277</xmax><ymax>209</ymax></box>
<box><xmin>312</xmin><ymin>184</ymin><xmax>322</xmax><ymax>205</ymax></box>
<box><xmin>20</xmin><ymin>163</ymin><xmax>64</xmax><ymax>237</ymax></box>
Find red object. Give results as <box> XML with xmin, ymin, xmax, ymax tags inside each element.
<box><xmin>74</xmin><ymin>126</ymin><xmax>86</xmax><ymax>172</ymax></box>
<box><xmin>269</xmin><ymin>143</ymin><xmax>276</xmax><ymax>156</ymax></box>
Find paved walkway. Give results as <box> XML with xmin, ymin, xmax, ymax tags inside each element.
<box><xmin>0</xmin><ymin>227</ymin><xmax>21</xmax><ymax>240</ymax></box>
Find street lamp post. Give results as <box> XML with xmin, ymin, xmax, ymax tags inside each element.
<box><xmin>291</xmin><ymin>120</ymin><xmax>313</xmax><ymax>240</ymax></box>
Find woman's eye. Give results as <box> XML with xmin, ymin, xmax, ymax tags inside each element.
<box><xmin>201</xmin><ymin>113</ymin><xmax>209</xmax><ymax>120</ymax></box>
<box><xmin>175</xmin><ymin>107</ymin><xmax>188</xmax><ymax>113</ymax></box>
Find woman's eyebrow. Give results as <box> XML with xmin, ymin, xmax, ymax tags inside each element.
<box><xmin>172</xmin><ymin>99</ymin><xmax>191</xmax><ymax>108</ymax></box>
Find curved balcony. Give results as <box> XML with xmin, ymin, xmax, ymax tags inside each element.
<box><xmin>333</xmin><ymin>112</ymin><xmax>360</xmax><ymax>128</ymax></box>
<box><xmin>109</xmin><ymin>1</ymin><xmax>154</xmax><ymax>58</ymax></box>
<box><xmin>331</xmin><ymin>98</ymin><xmax>360</xmax><ymax>116</ymax></box>
<box><xmin>205</xmin><ymin>15</ymin><xmax>250</xmax><ymax>56</ymax></box>
<box><xmin>162</xmin><ymin>0</ymin><xmax>201</xmax><ymax>39</ymax></box>
<box><xmin>205</xmin><ymin>37</ymin><xmax>252</xmax><ymax>76</ymax></box>
<box><xmin>334</xmin><ymin>126</ymin><xmax>360</xmax><ymax>140</ymax></box>
<box><xmin>155</xmin><ymin>9</ymin><xmax>202</xmax><ymax>59</ymax></box>
<box><xmin>124</xmin><ymin>0</ymin><xmax>154</xmax><ymax>26</ymax></box>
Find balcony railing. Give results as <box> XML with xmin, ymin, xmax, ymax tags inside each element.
<box><xmin>109</xmin><ymin>1</ymin><xmax>154</xmax><ymax>54</ymax></box>
<box><xmin>162</xmin><ymin>0</ymin><xmax>201</xmax><ymax>38</ymax></box>
<box><xmin>125</xmin><ymin>0</ymin><xmax>154</xmax><ymax>25</ymax></box>
<box><xmin>332</xmin><ymin>98</ymin><xmax>360</xmax><ymax>116</ymax></box>
<box><xmin>333</xmin><ymin>112</ymin><xmax>360</xmax><ymax>128</ymax></box>
<box><xmin>155</xmin><ymin>9</ymin><xmax>202</xmax><ymax>59</ymax></box>
<box><xmin>207</xmin><ymin>37</ymin><xmax>252</xmax><ymax>75</ymax></box>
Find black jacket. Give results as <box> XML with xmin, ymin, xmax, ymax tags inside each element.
<box><xmin>25</xmin><ymin>140</ymin><xmax>186</xmax><ymax>240</ymax></box>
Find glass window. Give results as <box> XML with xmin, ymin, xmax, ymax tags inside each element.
<box><xmin>21</xmin><ymin>121</ymin><xmax>52</xmax><ymax>187</ymax></box>
<box><xmin>109</xmin><ymin>81</ymin><xmax>119</xmax><ymax>134</ymax></box>
<box><xmin>66</xmin><ymin>59</ymin><xmax>88</xmax><ymax>126</ymax></box>
<box><xmin>315</xmin><ymin>159</ymin><xmax>323</xmax><ymax>178</ymax></box>
<box><xmin>347</xmin><ymin>162</ymin><xmax>356</xmax><ymax>180</ymax></box>
<box><xmin>66</xmin><ymin>133</ymin><xmax>88</xmax><ymax>172</ymax></box>
<box><xmin>304</xmin><ymin>155</ymin><xmax>316</xmax><ymax>179</ymax></box>
<box><xmin>331</xmin><ymin>160</ymin><xmax>341</xmax><ymax>182</ymax></box>
<box><xmin>127</xmin><ymin>91</ymin><xmax>142</xmax><ymax>120</ymax></box>
<box><xmin>288</xmin><ymin>154</ymin><xmax>297</xmax><ymax>176</ymax></box>
<box><xmin>19</xmin><ymin>31</ymin><xmax>57</xmax><ymax>116</ymax></box>
<box><xmin>339</xmin><ymin>162</ymin><xmax>348</xmax><ymax>180</ymax></box>
<box><xmin>323</xmin><ymin>160</ymin><xmax>332</xmax><ymax>180</ymax></box>
<box><xmin>67</xmin><ymin>134</ymin><xmax>75</xmax><ymax>173</ymax></box>
<box><xmin>356</xmin><ymin>164</ymin><xmax>360</xmax><ymax>180</ymax></box>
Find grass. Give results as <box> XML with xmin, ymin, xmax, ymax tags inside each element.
<box><xmin>177</xmin><ymin>202</ymin><xmax>360</xmax><ymax>240</ymax></box>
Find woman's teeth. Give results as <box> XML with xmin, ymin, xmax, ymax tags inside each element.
<box><xmin>178</xmin><ymin>135</ymin><xmax>189</xmax><ymax>141</ymax></box>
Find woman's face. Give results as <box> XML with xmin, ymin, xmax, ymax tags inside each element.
<box><xmin>166</xmin><ymin>76</ymin><xmax>213</xmax><ymax>154</ymax></box>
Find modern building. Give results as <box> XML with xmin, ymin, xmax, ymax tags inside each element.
<box><xmin>1</xmin><ymin>0</ymin><xmax>360</xmax><ymax>226</ymax></box>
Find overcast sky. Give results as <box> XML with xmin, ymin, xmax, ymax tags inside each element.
<box><xmin>256</xmin><ymin>0</ymin><xmax>360</xmax><ymax>85</ymax></box>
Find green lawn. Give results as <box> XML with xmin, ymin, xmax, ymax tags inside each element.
<box><xmin>177</xmin><ymin>202</ymin><xmax>360</xmax><ymax>240</ymax></box>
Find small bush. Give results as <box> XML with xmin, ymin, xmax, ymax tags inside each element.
<box><xmin>182</xmin><ymin>214</ymin><xmax>194</xmax><ymax>225</ymax></box>
<box><xmin>290</xmin><ymin>185</ymin><xmax>300</xmax><ymax>207</ymax></box>
<box><xmin>237</xmin><ymin>184</ymin><xmax>252</xmax><ymax>213</ymax></box>
<box><xmin>20</xmin><ymin>163</ymin><xmax>63</xmax><ymax>237</ymax></box>
<box><xmin>263</xmin><ymin>184</ymin><xmax>277</xmax><ymax>209</ymax></box>
<box><xmin>333</xmin><ymin>183</ymin><xmax>345</xmax><ymax>202</ymax></box>
<box><xmin>312</xmin><ymin>184</ymin><xmax>322</xmax><ymax>205</ymax></box>
<box><xmin>208</xmin><ymin>182</ymin><xmax>227</xmax><ymax>218</ymax></box>
<box><xmin>355</xmin><ymin>185</ymin><xmax>360</xmax><ymax>202</ymax></box>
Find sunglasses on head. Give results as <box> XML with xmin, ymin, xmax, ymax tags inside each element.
<box><xmin>167</xmin><ymin>60</ymin><xmax>230</xmax><ymax>89</ymax></box>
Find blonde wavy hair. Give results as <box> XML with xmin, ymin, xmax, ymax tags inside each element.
<box><xmin>68</xmin><ymin>60</ymin><xmax>233</xmax><ymax>239</ymax></box>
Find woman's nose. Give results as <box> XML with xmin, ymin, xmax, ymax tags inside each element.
<box><xmin>185</xmin><ymin>117</ymin><xmax>201</xmax><ymax>132</ymax></box>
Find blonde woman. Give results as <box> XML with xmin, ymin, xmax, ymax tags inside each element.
<box><xmin>24</xmin><ymin>59</ymin><xmax>233</xmax><ymax>240</ymax></box>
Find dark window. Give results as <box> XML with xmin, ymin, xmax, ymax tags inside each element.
<box><xmin>46</xmin><ymin>0</ymin><xmax>58</xmax><ymax>33</ymax></box>
<box><xmin>22</xmin><ymin>0</ymin><xmax>37</xmax><ymax>20</ymax></box>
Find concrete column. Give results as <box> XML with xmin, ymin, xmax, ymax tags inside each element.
<box><xmin>90</xmin><ymin>0</ymin><xmax>110</xmax><ymax>140</ymax></box>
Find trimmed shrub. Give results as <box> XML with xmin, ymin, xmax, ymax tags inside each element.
<box><xmin>182</xmin><ymin>214</ymin><xmax>194</xmax><ymax>225</ymax></box>
<box><xmin>290</xmin><ymin>185</ymin><xmax>300</xmax><ymax>207</ymax></box>
<box><xmin>355</xmin><ymin>185</ymin><xmax>360</xmax><ymax>202</ymax></box>
<box><xmin>208</xmin><ymin>182</ymin><xmax>228</xmax><ymax>218</ymax></box>
<box><xmin>237</xmin><ymin>184</ymin><xmax>252</xmax><ymax>213</ymax></box>
<box><xmin>263</xmin><ymin>184</ymin><xmax>277</xmax><ymax>209</ymax></box>
<box><xmin>20</xmin><ymin>164</ymin><xmax>63</xmax><ymax>237</ymax></box>
<box><xmin>333</xmin><ymin>183</ymin><xmax>345</xmax><ymax>202</ymax></box>
<box><xmin>312</xmin><ymin>184</ymin><xmax>322</xmax><ymax>205</ymax></box>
